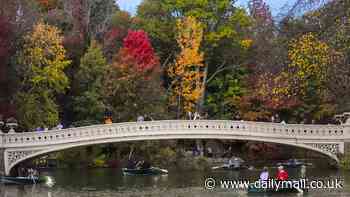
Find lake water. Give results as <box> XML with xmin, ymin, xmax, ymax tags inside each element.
<box><xmin>1</xmin><ymin>166</ymin><xmax>349</xmax><ymax>197</ymax></box>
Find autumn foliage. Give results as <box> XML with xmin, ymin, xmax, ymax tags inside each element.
<box><xmin>288</xmin><ymin>33</ymin><xmax>331</xmax><ymax>96</ymax></box>
<box><xmin>256</xmin><ymin>72</ymin><xmax>300</xmax><ymax>110</ymax></box>
<box><xmin>168</xmin><ymin>16</ymin><xmax>204</xmax><ymax>114</ymax></box>
<box><xmin>120</xmin><ymin>30</ymin><xmax>159</xmax><ymax>72</ymax></box>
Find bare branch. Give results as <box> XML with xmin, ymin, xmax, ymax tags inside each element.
<box><xmin>206</xmin><ymin>62</ymin><xmax>241</xmax><ymax>84</ymax></box>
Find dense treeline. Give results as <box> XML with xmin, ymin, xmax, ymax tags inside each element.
<box><xmin>0</xmin><ymin>0</ymin><xmax>349</xmax><ymax>130</ymax></box>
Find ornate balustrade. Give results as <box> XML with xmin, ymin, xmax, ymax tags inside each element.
<box><xmin>1</xmin><ymin>120</ymin><xmax>348</xmax><ymax>148</ymax></box>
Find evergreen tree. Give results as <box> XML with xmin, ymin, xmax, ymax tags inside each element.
<box><xmin>72</xmin><ymin>40</ymin><xmax>107</xmax><ymax>122</ymax></box>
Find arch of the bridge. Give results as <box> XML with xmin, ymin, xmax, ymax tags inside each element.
<box><xmin>7</xmin><ymin>131</ymin><xmax>339</xmax><ymax>175</ymax></box>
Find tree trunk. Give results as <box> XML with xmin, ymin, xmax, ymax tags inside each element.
<box><xmin>197</xmin><ymin>64</ymin><xmax>208</xmax><ymax>114</ymax></box>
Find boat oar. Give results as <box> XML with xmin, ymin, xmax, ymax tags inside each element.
<box><xmin>31</xmin><ymin>175</ymin><xmax>36</xmax><ymax>185</ymax></box>
<box><xmin>294</xmin><ymin>186</ymin><xmax>303</xmax><ymax>194</ymax></box>
<box><xmin>212</xmin><ymin>164</ymin><xmax>228</xmax><ymax>170</ymax></box>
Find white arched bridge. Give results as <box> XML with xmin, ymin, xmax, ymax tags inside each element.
<box><xmin>0</xmin><ymin>120</ymin><xmax>349</xmax><ymax>175</ymax></box>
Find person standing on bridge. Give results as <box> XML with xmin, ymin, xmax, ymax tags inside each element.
<box><xmin>104</xmin><ymin>117</ymin><xmax>112</xmax><ymax>124</ymax></box>
<box><xmin>137</xmin><ymin>115</ymin><xmax>144</xmax><ymax>122</ymax></box>
<box><xmin>57</xmin><ymin>122</ymin><xmax>63</xmax><ymax>130</ymax></box>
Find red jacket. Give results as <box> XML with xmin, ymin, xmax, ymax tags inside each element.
<box><xmin>276</xmin><ymin>170</ymin><xmax>289</xmax><ymax>180</ymax></box>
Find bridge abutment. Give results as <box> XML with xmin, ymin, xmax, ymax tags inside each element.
<box><xmin>0</xmin><ymin>148</ymin><xmax>5</xmax><ymax>176</ymax></box>
<box><xmin>340</xmin><ymin>142</ymin><xmax>350</xmax><ymax>166</ymax></box>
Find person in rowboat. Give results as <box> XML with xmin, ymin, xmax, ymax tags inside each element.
<box><xmin>260</xmin><ymin>167</ymin><xmax>269</xmax><ymax>182</ymax></box>
<box><xmin>276</xmin><ymin>166</ymin><xmax>288</xmax><ymax>180</ymax></box>
<box><xmin>126</xmin><ymin>159</ymin><xmax>136</xmax><ymax>169</ymax></box>
<box><xmin>141</xmin><ymin>160</ymin><xmax>151</xmax><ymax>169</ymax></box>
<box><xmin>227</xmin><ymin>157</ymin><xmax>242</xmax><ymax>168</ymax></box>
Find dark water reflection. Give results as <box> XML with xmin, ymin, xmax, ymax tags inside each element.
<box><xmin>1</xmin><ymin>166</ymin><xmax>349</xmax><ymax>197</ymax></box>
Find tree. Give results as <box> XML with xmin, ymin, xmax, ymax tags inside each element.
<box><xmin>162</xmin><ymin>0</ymin><xmax>253</xmax><ymax>114</ymax></box>
<box><xmin>135</xmin><ymin>0</ymin><xmax>177</xmax><ymax>64</ymax></box>
<box><xmin>288</xmin><ymin>33</ymin><xmax>331</xmax><ymax>96</ymax></box>
<box><xmin>256</xmin><ymin>72</ymin><xmax>300</xmax><ymax>111</ymax></box>
<box><xmin>104</xmin><ymin>30</ymin><xmax>167</xmax><ymax>122</ymax></box>
<box><xmin>89</xmin><ymin>0</ymin><xmax>118</xmax><ymax>37</ymax></box>
<box><xmin>102</xmin><ymin>11</ymin><xmax>132</xmax><ymax>61</ymax></box>
<box><xmin>248</xmin><ymin>0</ymin><xmax>278</xmax><ymax>73</ymax></box>
<box><xmin>0</xmin><ymin>16</ymin><xmax>12</xmax><ymax>81</ymax></box>
<box><xmin>61</xmin><ymin>0</ymin><xmax>89</xmax><ymax>64</ymax></box>
<box><xmin>16</xmin><ymin>22</ymin><xmax>71</xmax><ymax>129</ymax></box>
<box><xmin>0</xmin><ymin>16</ymin><xmax>14</xmax><ymax>117</ymax></box>
<box><xmin>287</xmin><ymin>33</ymin><xmax>335</xmax><ymax>121</ymax></box>
<box><xmin>122</xmin><ymin>30</ymin><xmax>159</xmax><ymax>72</ymax></box>
<box><xmin>71</xmin><ymin>40</ymin><xmax>107</xmax><ymax>122</ymax></box>
<box><xmin>205</xmin><ymin>66</ymin><xmax>247</xmax><ymax>119</ymax></box>
<box><xmin>168</xmin><ymin>16</ymin><xmax>204</xmax><ymax>115</ymax></box>
<box><xmin>249</xmin><ymin>0</ymin><xmax>273</xmax><ymax>24</ymax></box>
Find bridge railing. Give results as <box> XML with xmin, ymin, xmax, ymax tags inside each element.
<box><xmin>0</xmin><ymin>120</ymin><xmax>349</xmax><ymax>148</ymax></box>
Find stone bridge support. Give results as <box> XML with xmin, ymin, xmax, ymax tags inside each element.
<box><xmin>0</xmin><ymin>148</ymin><xmax>5</xmax><ymax>176</ymax></box>
<box><xmin>341</xmin><ymin>141</ymin><xmax>350</xmax><ymax>161</ymax></box>
<box><xmin>0</xmin><ymin>132</ymin><xmax>4</xmax><ymax>175</ymax></box>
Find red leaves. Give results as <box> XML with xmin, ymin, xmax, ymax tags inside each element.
<box><xmin>121</xmin><ymin>30</ymin><xmax>159</xmax><ymax>72</ymax></box>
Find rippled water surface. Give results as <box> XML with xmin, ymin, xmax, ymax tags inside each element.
<box><xmin>1</xmin><ymin>166</ymin><xmax>349</xmax><ymax>197</ymax></box>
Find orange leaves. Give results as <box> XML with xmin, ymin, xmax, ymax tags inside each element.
<box><xmin>168</xmin><ymin>16</ymin><xmax>204</xmax><ymax>113</ymax></box>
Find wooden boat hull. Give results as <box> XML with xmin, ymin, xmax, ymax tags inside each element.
<box><xmin>212</xmin><ymin>165</ymin><xmax>247</xmax><ymax>171</ymax></box>
<box><xmin>122</xmin><ymin>167</ymin><xmax>168</xmax><ymax>176</ymax></box>
<box><xmin>0</xmin><ymin>176</ymin><xmax>45</xmax><ymax>185</ymax></box>
<box><xmin>248</xmin><ymin>183</ymin><xmax>308</xmax><ymax>194</ymax></box>
<box><xmin>277</xmin><ymin>162</ymin><xmax>304</xmax><ymax>168</ymax></box>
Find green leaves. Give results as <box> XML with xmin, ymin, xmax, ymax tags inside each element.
<box><xmin>72</xmin><ymin>40</ymin><xmax>108</xmax><ymax>122</ymax></box>
<box><xmin>16</xmin><ymin>90</ymin><xmax>59</xmax><ymax>129</ymax></box>
<box><xmin>205</xmin><ymin>68</ymin><xmax>247</xmax><ymax>119</ymax></box>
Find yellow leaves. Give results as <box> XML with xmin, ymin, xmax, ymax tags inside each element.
<box><xmin>240</xmin><ymin>39</ymin><xmax>253</xmax><ymax>49</ymax></box>
<box><xmin>21</xmin><ymin>22</ymin><xmax>71</xmax><ymax>93</ymax></box>
<box><xmin>288</xmin><ymin>32</ymin><xmax>331</xmax><ymax>96</ymax></box>
<box><xmin>168</xmin><ymin>16</ymin><xmax>205</xmax><ymax>113</ymax></box>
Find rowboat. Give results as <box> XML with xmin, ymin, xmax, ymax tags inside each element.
<box><xmin>211</xmin><ymin>164</ymin><xmax>248</xmax><ymax>171</ymax></box>
<box><xmin>277</xmin><ymin>159</ymin><xmax>311</xmax><ymax>168</ymax></box>
<box><xmin>247</xmin><ymin>182</ymin><xmax>308</xmax><ymax>194</ymax></box>
<box><xmin>122</xmin><ymin>167</ymin><xmax>168</xmax><ymax>176</ymax></box>
<box><xmin>0</xmin><ymin>176</ymin><xmax>46</xmax><ymax>185</ymax></box>
<box><xmin>212</xmin><ymin>157</ymin><xmax>247</xmax><ymax>170</ymax></box>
